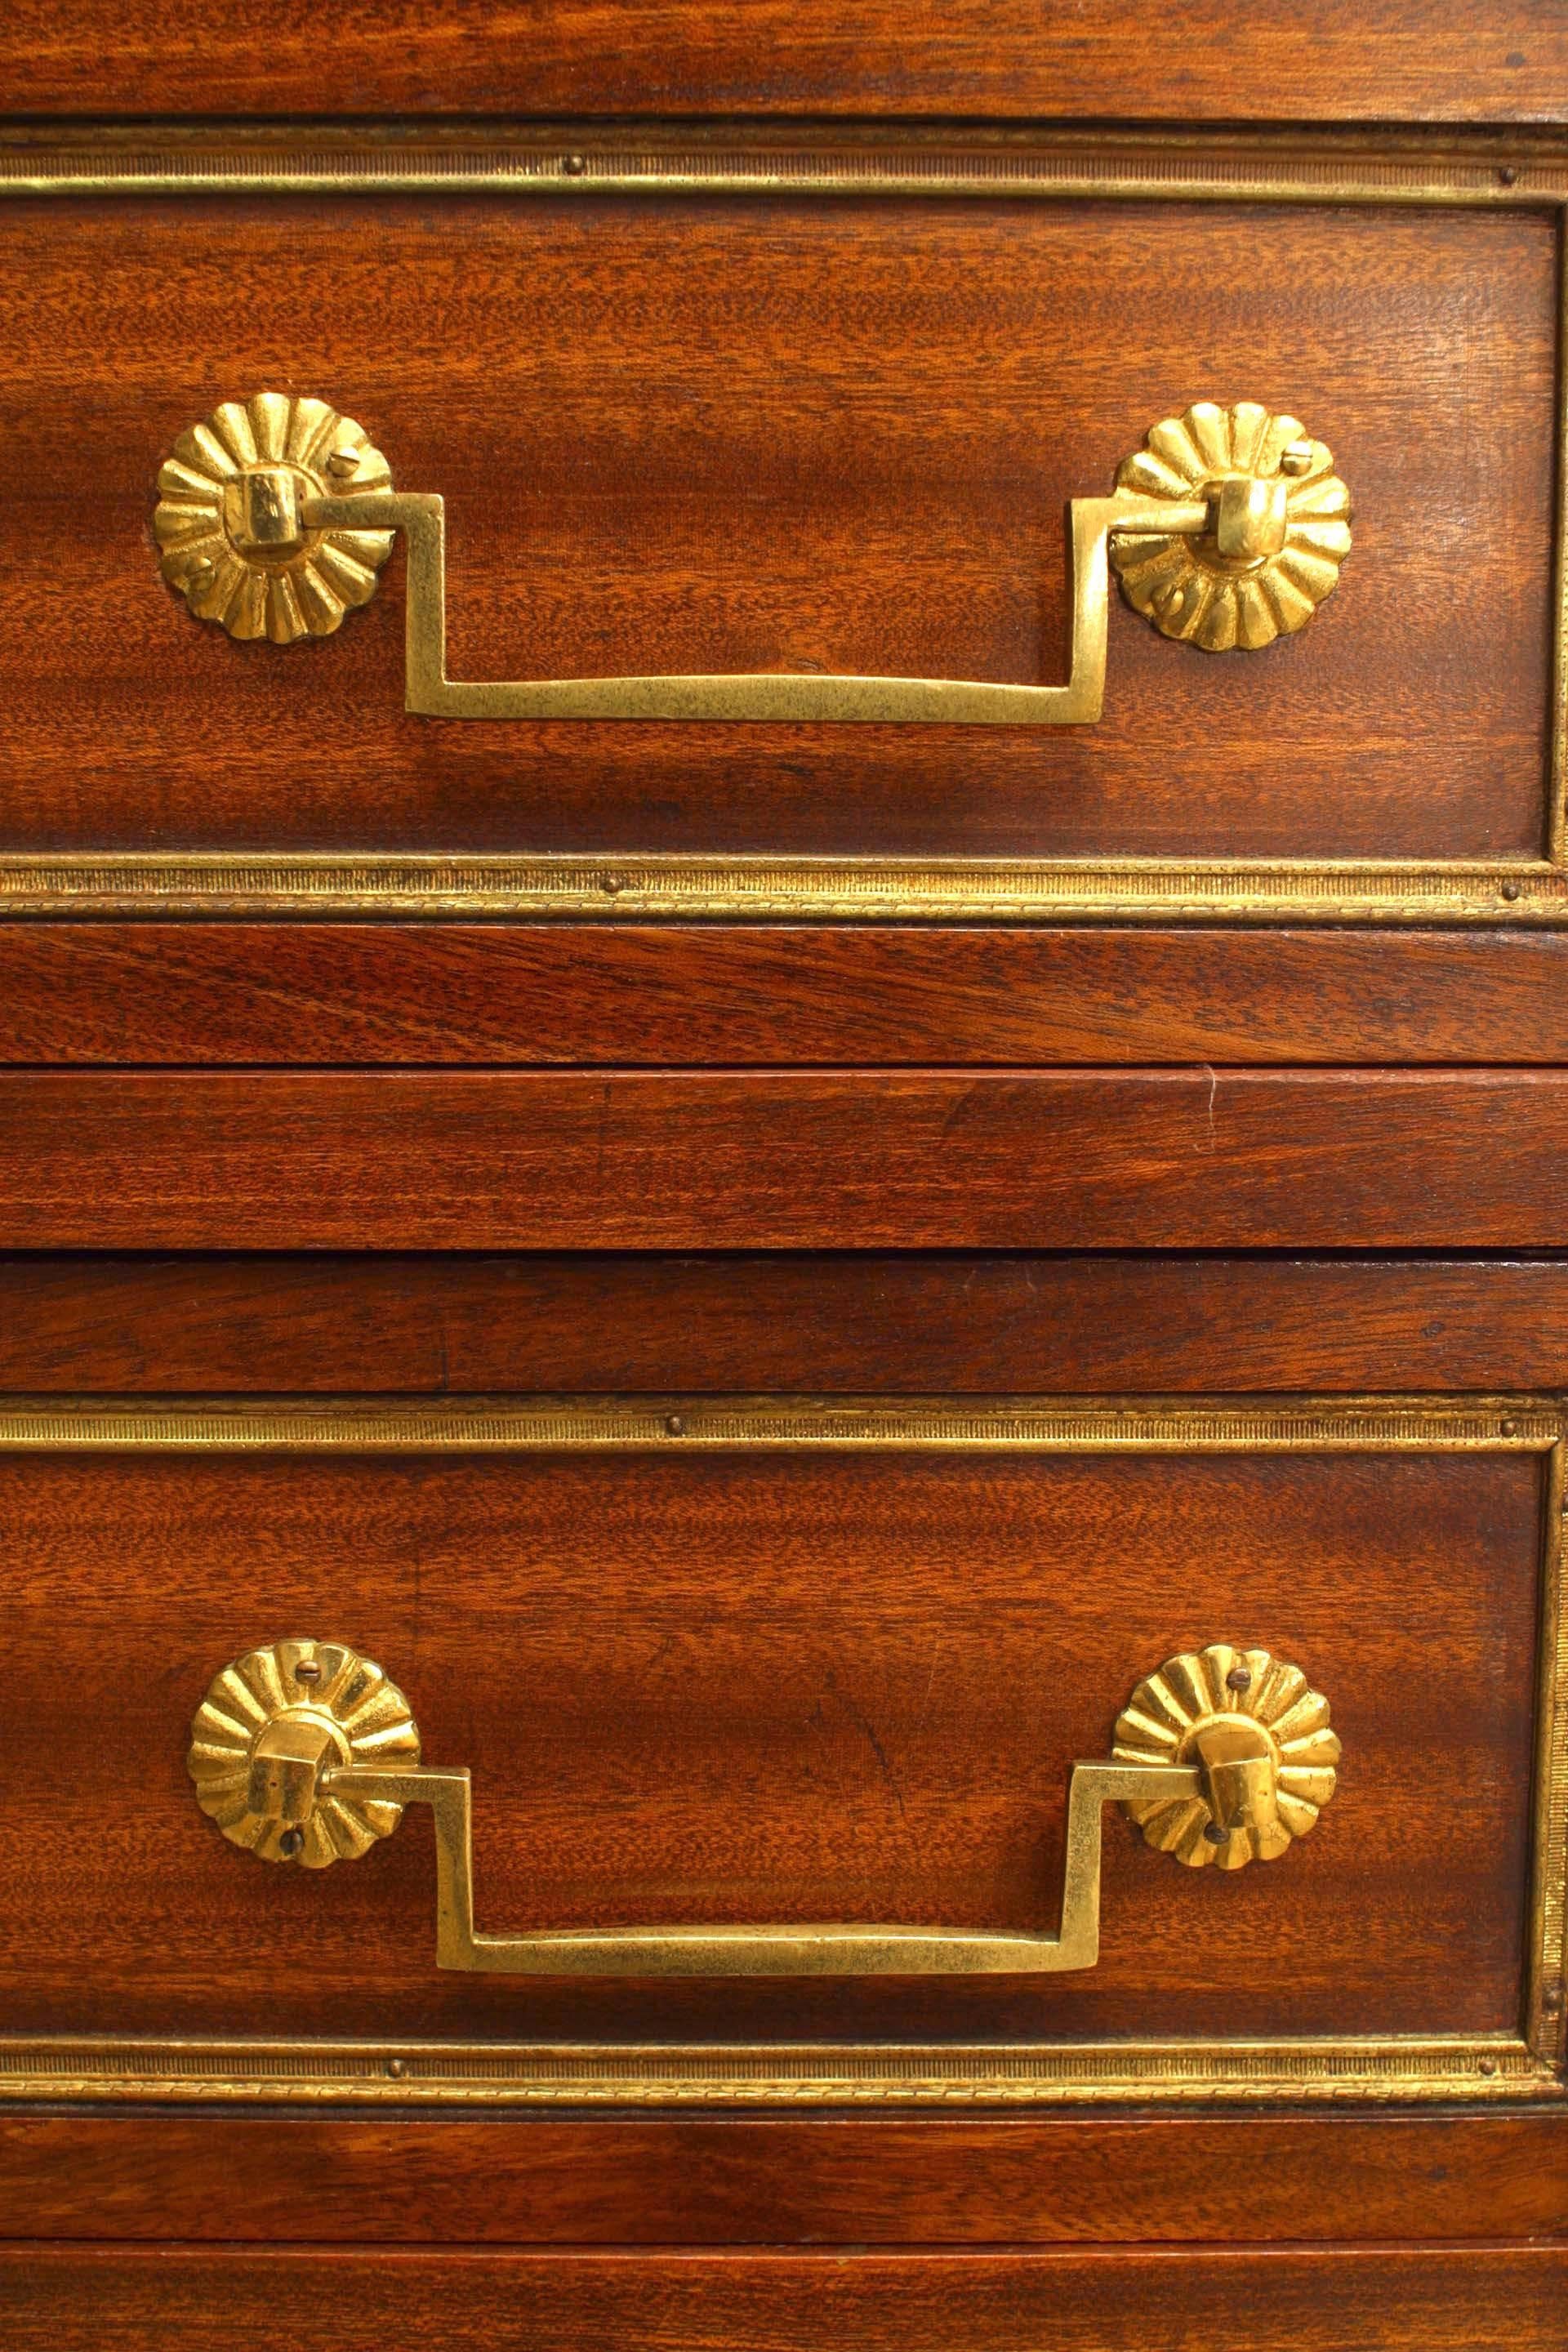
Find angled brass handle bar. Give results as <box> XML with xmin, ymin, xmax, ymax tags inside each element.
<box><xmin>318</xmin><ymin>1758</ymin><xmax>1197</xmax><ymax>1978</ymax></box>
<box><xmin>300</xmin><ymin>489</ymin><xmax>1207</xmax><ymax>728</ymax></box>
<box><xmin>154</xmin><ymin>395</ymin><xmax>1352</xmax><ymax>706</ymax></box>
<box><xmin>189</xmin><ymin>1638</ymin><xmax>1340</xmax><ymax>1981</ymax></box>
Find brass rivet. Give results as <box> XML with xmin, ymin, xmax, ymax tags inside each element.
<box><xmin>563</xmin><ymin>154</ymin><xmax>588</xmax><ymax>176</ymax></box>
<box><xmin>666</xmin><ymin>1414</ymin><xmax>686</xmax><ymax>1436</ymax></box>
<box><xmin>1479</xmin><ymin>2057</ymin><xmax>1499</xmax><ymax>2078</ymax></box>
<box><xmin>386</xmin><ymin>2057</ymin><xmax>407</xmax><ymax>2079</ymax></box>
<box><xmin>1499</xmin><ymin>166</ymin><xmax>1519</xmax><ymax>186</ymax></box>
<box><xmin>1226</xmin><ymin>1664</ymin><xmax>1253</xmax><ymax>1694</ymax></box>
<box><xmin>1501</xmin><ymin>881</ymin><xmax>1522</xmax><ymax>902</ymax></box>
<box><xmin>278</xmin><ymin>1829</ymin><xmax>305</xmax><ymax>1859</ymax></box>
<box><xmin>1203</xmin><ymin>1820</ymin><xmax>1227</xmax><ymax>1845</ymax></box>
<box><xmin>1501</xmin><ymin>1419</ymin><xmax>1520</xmax><ymax>1437</ymax></box>
<box><xmin>1543</xmin><ymin>1984</ymin><xmax>1565</xmax><ymax>2015</ymax></box>
<box><xmin>601</xmin><ymin>872</ymin><xmax>628</xmax><ymax>896</ymax></box>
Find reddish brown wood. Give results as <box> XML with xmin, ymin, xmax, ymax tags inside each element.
<box><xmin>1</xmin><ymin>1070</ymin><xmax>1566</xmax><ymax>1250</ymax></box>
<box><xmin>0</xmin><ymin>1442</ymin><xmax>1538</xmax><ymax>2045</ymax></box>
<box><xmin>10</xmin><ymin>927</ymin><xmax>1568</xmax><ymax>1067</ymax></box>
<box><xmin>2</xmin><ymin>2247</ymin><xmax>1565</xmax><ymax>2350</ymax></box>
<box><xmin>0</xmin><ymin>2112</ymin><xmax>1560</xmax><ymax>2247</ymax></box>
<box><xmin>0</xmin><ymin>199</ymin><xmax>1552</xmax><ymax>866</ymax></box>
<box><xmin>3</xmin><ymin>5</ymin><xmax>1566</xmax><ymax>119</ymax></box>
<box><xmin>2</xmin><ymin>1254</ymin><xmax>1567</xmax><ymax>1395</ymax></box>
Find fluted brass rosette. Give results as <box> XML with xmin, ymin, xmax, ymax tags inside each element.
<box><xmin>1113</xmin><ymin>1642</ymin><xmax>1340</xmax><ymax>1869</ymax></box>
<box><xmin>187</xmin><ymin>1638</ymin><xmax>421</xmax><ymax>1868</ymax></box>
<box><xmin>1111</xmin><ymin>400</ymin><xmax>1351</xmax><ymax>651</ymax></box>
<box><xmin>154</xmin><ymin>391</ymin><xmax>395</xmax><ymax>644</ymax></box>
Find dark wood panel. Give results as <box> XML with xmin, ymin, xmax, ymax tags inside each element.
<box><xmin>10</xmin><ymin>927</ymin><xmax>1568</xmax><ymax>1067</ymax></box>
<box><xmin>0</xmin><ymin>1444</ymin><xmax>1537</xmax><ymax>2045</ymax></box>
<box><xmin>0</xmin><ymin>200</ymin><xmax>1552</xmax><ymax>865</ymax></box>
<box><xmin>1</xmin><ymin>2112</ymin><xmax>1561</xmax><ymax>2246</ymax></box>
<box><xmin>2</xmin><ymin>1071</ymin><xmax>1566</xmax><ymax>1249</ymax></box>
<box><xmin>2</xmin><ymin>2247</ymin><xmax>1565</xmax><ymax>2350</ymax></box>
<box><xmin>4</xmin><ymin>3</ymin><xmax>1566</xmax><ymax>119</ymax></box>
<box><xmin>4</xmin><ymin>1254</ymin><xmax>1568</xmax><ymax>1394</ymax></box>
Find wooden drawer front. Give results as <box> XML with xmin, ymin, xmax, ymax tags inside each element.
<box><xmin>8</xmin><ymin>5</ymin><xmax>1568</xmax><ymax>122</ymax></box>
<box><xmin>5</xmin><ymin>1069</ymin><xmax>1568</xmax><ymax>1251</ymax></box>
<box><xmin>4</xmin><ymin>2248</ymin><xmax>1567</xmax><ymax>2352</ymax></box>
<box><xmin>2</xmin><ymin>135</ymin><xmax>1563</xmax><ymax>925</ymax></box>
<box><xmin>2</xmin><ymin>1392</ymin><xmax>1562</xmax><ymax>2108</ymax></box>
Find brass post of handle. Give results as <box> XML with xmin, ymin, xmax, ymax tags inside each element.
<box><xmin>187</xmin><ymin>1639</ymin><xmax>1340</xmax><ymax>1980</ymax></box>
<box><xmin>153</xmin><ymin>394</ymin><xmax>1352</xmax><ymax>710</ymax></box>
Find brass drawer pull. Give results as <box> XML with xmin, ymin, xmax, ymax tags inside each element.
<box><xmin>188</xmin><ymin>1638</ymin><xmax>1339</xmax><ymax>1979</ymax></box>
<box><xmin>153</xmin><ymin>393</ymin><xmax>1351</xmax><ymax>719</ymax></box>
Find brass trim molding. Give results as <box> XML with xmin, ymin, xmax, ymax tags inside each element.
<box><xmin>0</xmin><ymin>855</ymin><xmax>1561</xmax><ymax>924</ymax></box>
<box><xmin>0</xmin><ymin>1390</ymin><xmax>1562</xmax><ymax>2107</ymax></box>
<box><xmin>0</xmin><ymin>2037</ymin><xmax>1543</xmax><ymax>2109</ymax></box>
<box><xmin>0</xmin><ymin>126</ymin><xmax>1561</xmax><ymax>923</ymax></box>
<box><xmin>4</xmin><ymin>124</ymin><xmax>1568</xmax><ymax>206</ymax></box>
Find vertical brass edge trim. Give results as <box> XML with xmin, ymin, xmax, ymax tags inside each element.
<box><xmin>1551</xmin><ymin>205</ymin><xmax>1568</xmax><ymax>866</ymax></box>
<box><xmin>1530</xmin><ymin>1434</ymin><xmax>1568</xmax><ymax>2065</ymax></box>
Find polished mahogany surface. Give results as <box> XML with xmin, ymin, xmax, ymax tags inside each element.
<box><xmin>6</xmin><ymin>2</ymin><xmax>1567</xmax><ymax>122</ymax></box>
<box><xmin>0</xmin><ymin>1253</ymin><xmax>1563</xmax><ymax>1395</ymax></box>
<box><xmin>2</xmin><ymin>1069</ymin><xmax>1567</xmax><ymax>1250</ymax></box>
<box><xmin>7</xmin><ymin>926</ymin><xmax>1568</xmax><ymax>1066</ymax></box>
<box><xmin>3</xmin><ymin>2246</ymin><xmax>1566</xmax><ymax>2352</ymax></box>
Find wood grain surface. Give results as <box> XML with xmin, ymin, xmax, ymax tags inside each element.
<box><xmin>4</xmin><ymin>2</ymin><xmax>1566</xmax><ymax>121</ymax></box>
<box><xmin>0</xmin><ymin>1441</ymin><xmax>1538</xmax><ymax>2045</ymax></box>
<box><xmin>10</xmin><ymin>925</ymin><xmax>1568</xmax><ymax>1066</ymax></box>
<box><xmin>1</xmin><ymin>2111</ymin><xmax>1561</xmax><ymax>2246</ymax></box>
<box><xmin>0</xmin><ymin>198</ymin><xmax>1552</xmax><ymax>865</ymax></box>
<box><xmin>2</xmin><ymin>1254</ymin><xmax>1567</xmax><ymax>1394</ymax></box>
<box><xmin>2</xmin><ymin>2246</ymin><xmax>1564</xmax><ymax>2350</ymax></box>
<box><xmin>2</xmin><ymin>1070</ymin><xmax>1566</xmax><ymax>1249</ymax></box>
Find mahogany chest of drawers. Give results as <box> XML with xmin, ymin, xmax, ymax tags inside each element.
<box><xmin>0</xmin><ymin>7</ymin><xmax>1565</xmax><ymax>2345</ymax></box>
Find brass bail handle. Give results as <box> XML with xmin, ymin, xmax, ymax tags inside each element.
<box><xmin>153</xmin><ymin>394</ymin><xmax>1351</xmax><ymax>720</ymax></box>
<box><xmin>188</xmin><ymin>1640</ymin><xmax>1340</xmax><ymax>1980</ymax></box>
